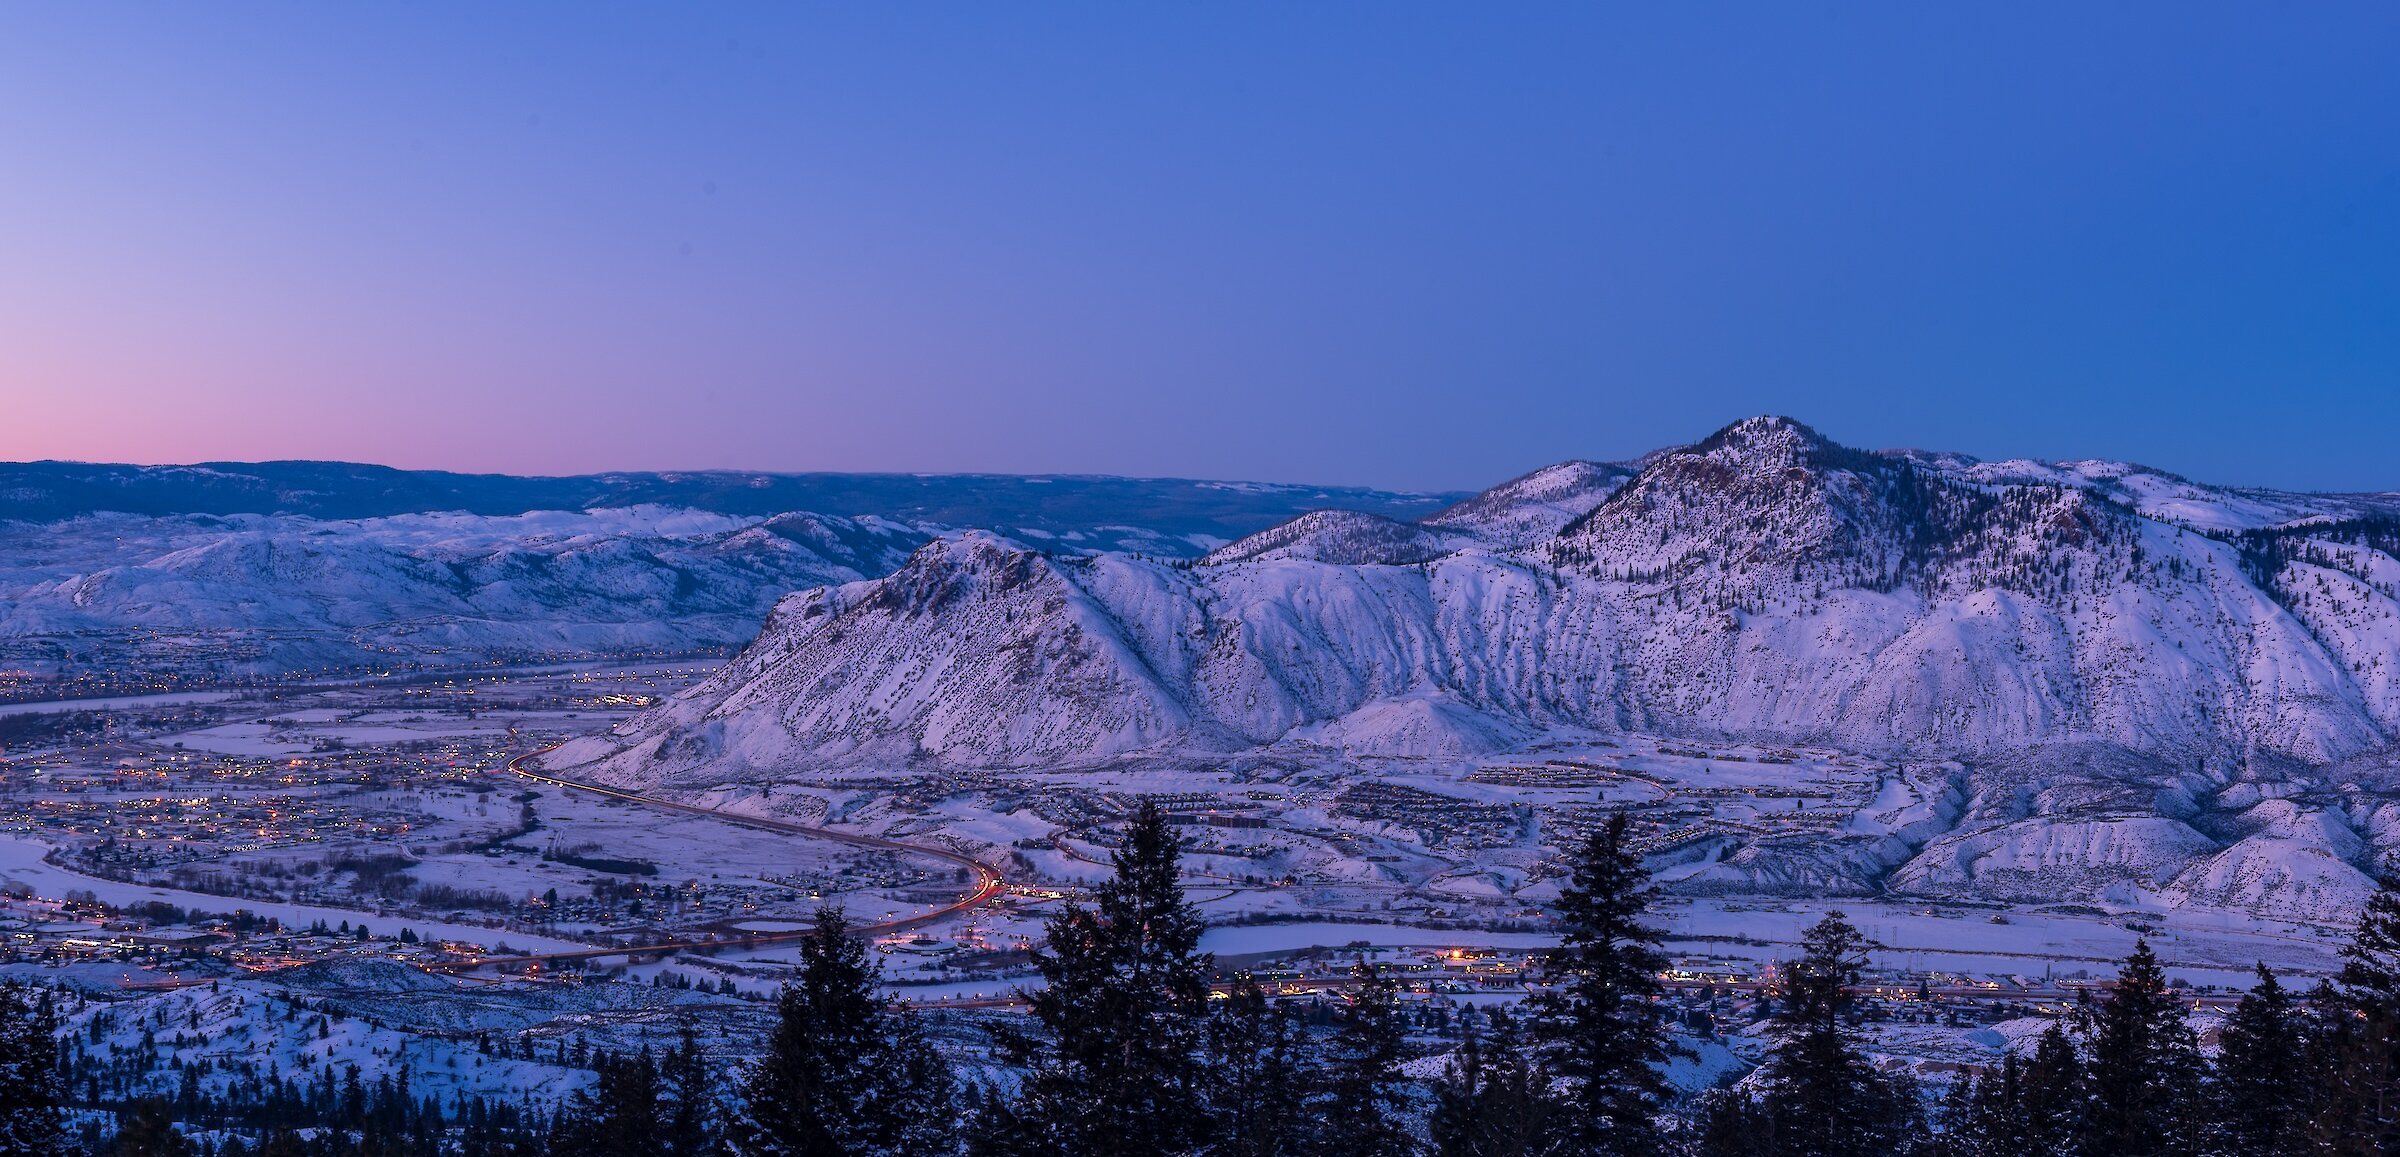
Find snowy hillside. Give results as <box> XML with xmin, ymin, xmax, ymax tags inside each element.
<box><xmin>1418</xmin><ymin>459</ymin><xmax>1636</xmax><ymax>547</ymax></box>
<box><xmin>0</xmin><ymin>459</ymin><xmax>1459</xmax><ymax>534</ymax></box>
<box><xmin>561</xmin><ymin>417</ymin><xmax>2400</xmax><ymax>914</ymax></box>
<box><xmin>0</xmin><ymin>469</ymin><xmax>1461</xmax><ymax>681</ymax></box>
<box><xmin>0</xmin><ymin>507</ymin><xmax>924</xmax><ymax>678</ymax></box>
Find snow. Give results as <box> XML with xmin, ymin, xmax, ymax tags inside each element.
<box><xmin>0</xmin><ymin>506</ymin><xmax>925</xmax><ymax>677</ymax></box>
<box><xmin>1198</xmin><ymin>922</ymin><xmax>1561</xmax><ymax>956</ymax></box>
<box><xmin>0</xmin><ymin>836</ymin><xmax>593</xmax><ymax>954</ymax></box>
<box><xmin>566</xmin><ymin>417</ymin><xmax>2400</xmax><ymax>926</ymax></box>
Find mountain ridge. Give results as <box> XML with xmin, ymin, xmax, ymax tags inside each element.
<box><xmin>567</xmin><ymin>416</ymin><xmax>2400</xmax><ymax>778</ymax></box>
<box><xmin>0</xmin><ymin>468</ymin><xmax>1466</xmax><ymax>683</ymax></box>
<box><xmin>548</xmin><ymin>416</ymin><xmax>2400</xmax><ymax>918</ymax></box>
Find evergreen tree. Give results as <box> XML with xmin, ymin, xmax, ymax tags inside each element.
<box><xmin>730</xmin><ymin>906</ymin><xmax>955</xmax><ymax>1157</ymax></box>
<box><xmin>1939</xmin><ymin>1042</ymin><xmax>2076</xmax><ymax>1157</ymax></box>
<box><xmin>2211</xmin><ymin>964</ymin><xmax>2315</xmax><ymax>1157</ymax></box>
<box><xmin>2078</xmin><ymin>940</ymin><xmax>2203</xmax><ymax>1157</ymax></box>
<box><xmin>995</xmin><ymin>801</ymin><xmax>1213</xmax><ymax>1157</ymax></box>
<box><xmin>1528</xmin><ymin>812</ymin><xmax>1675</xmax><ymax>1157</ymax></box>
<box><xmin>660</xmin><ymin>1028</ymin><xmax>725</xmax><ymax>1157</ymax></box>
<box><xmin>1753</xmin><ymin>911</ymin><xmax>1919</xmax><ymax>1157</ymax></box>
<box><xmin>255</xmin><ymin>1130</ymin><xmax>307</xmax><ymax>1157</ymax></box>
<box><xmin>2323</xmin><ymin>862</ymin><xmax>2400</xmax><ymax>1157</ymax></box>
<box><xmin>1310</xmin><ymin>965</ymin><xmax>1415</xmax><ymax>1157</ymax></box>
<box><xmin>962</xmin><ymin>1083</ymin><xmax>1036</xmax><ymax>1157</ymax></box>
<box><xmin>555</xmin><ymin>1049</ymin><xmax>666</xmax><ymax>1157</ymax></box>
<box><xmin>0</xmin><ymin>982</ymin><xmax>62</xmax><ymax>1155</ymax></box>
<box><xmin>107</xmin><ymin>1098</ymin><xmax>193</xmax><ymax>1157</ymax></box>
<box><xmin>2014</xmin><ymin>1022</ymin><xmax>2083</xmax><ymax>1157</ymax></box>
<box><xmin>1932</xmin><ymin>1055</ymin><xmax>2029</xmax><ymax>1157</ymax></box>
<box><xmin>1427</xmin><ymin>1017</ymin><xmax>1550</xmax><ymax>1157</ymax></box>
<box><xmin>1689</xmin><ymin>1089</ymin><xmax>1773</xmax><ymax>1157</ymax></box>
<box><xmin>1928</xmin><ymin>1072</ymin><xmax>1976</xmax><ymax>1157</ymax></box>
<box><xmin>1203</xmin><ymin>976</ymin><xmax>1306</xmax><ymax>1157</ymax></box>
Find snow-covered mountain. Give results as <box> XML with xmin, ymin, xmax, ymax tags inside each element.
<box><xmin>0</xmin><ymin>467</ymin><xmax>1460</xmax><ymax>681</ymax></box>
<box><xmin>561</xmin><ymin>417</ymin><xmax>2400</xmax><ymax>913</ymax></box>
<box><xmin>0</xmin><ymin>507</ymin><xmax>926</xmax><ymax>678</ymax></box>
<box><xmin>1199</xmin><ymin>460</ymin><xmax>1637</xmax><ymax>566</ymax></box>
<box><xmin>0</xmin><ymin>460</ymin><xmax>1456</xmax><ymax>547</ymax></box>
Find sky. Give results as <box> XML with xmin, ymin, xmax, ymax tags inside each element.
<box><xmin>2</xmin><ymin>5</ymin><xmax>2396</xmax><ymax>493</ymax></box>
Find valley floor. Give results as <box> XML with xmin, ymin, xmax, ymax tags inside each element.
<box><xmin>0</xmin><ymin>667</ymin><xmax>2369</xmax><ymax>1113</ymax></box>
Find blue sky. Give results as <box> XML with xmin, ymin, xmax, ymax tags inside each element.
<box><xmin>3</xmin><ymin>4</ymin><xmax>2396</xmax><ymax>491</ymax></box>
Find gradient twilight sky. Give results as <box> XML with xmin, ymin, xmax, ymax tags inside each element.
<box><xmin>3</xmin><ymin>6</ymin><xmax>2397</xmax><ymax>492</ymax></box>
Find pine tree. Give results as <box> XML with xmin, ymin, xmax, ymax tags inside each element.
<box><xmin>1427</xmin><ymin>1017</ymin><xmax>1550</xmax><ymax>1157</ymax></box>
<box><xmin>555</xmin><ymin>1049</ymin><xmax>667</xmax><ymax>1157</ymax></box>
<box><xmin>2014</xmin><ymin>1022</ymin><xmax>2083</xmax><ymax>1157</ymax></box>
<box><xmin>1928</xmin><ymin>1072</ymin><xmax>1975</xmax><ymax>1157</ymax></box>
<box><xmin>1203</xmin><ymin>975</ymin><xmax>1306</xmax><ymax>1157</ymax></box>
<box><xmin>1429</xmin><ymin>1027</ymin><xmax>1493</xmax><ymax>1157</ymax></box>
<box><xmin>1932</xmin><ymin>1056</ymin><xmax>2025</xmax><ymax>1157</ymax></box>
<box><xmin>0</xmin><ymin>982</ymin><xmax>62</xmax><ymax>1155</ymax></box>
<box><xmin>2324</xmin><ymin>861</ymin><xmax>2400</xmax><ymax>1156</ymax></box>
<box><xmin>1310</xmin><ymin>965</ymin><xmax>1415</xmax><ymax>1157</ymax></box>
<box><xmin>1528</xmin><ymin>812</ymin><xmax>1675</xmax><ymax>1157</ymax></box>
<box><xmin>107</xmin><ymin>1098</ymin><xmax>193</xmax><ymax>1157</ymax></box>
<box><xmin>1754</xmin><ymin>911</ymin><xmax>1919</xmax><ymax>1157</ymax></box>
<box><xmin>660</xmin><ymin>1028</ymin><xmax>725</xmax><ymax>1157</ymax></box>
<box><xmin>2079</xmin><ymin>940</ymin><xmax>2203</xmax><ymax>1157</ymax></box>
<box><xmin>1690</xmin><ymin>1088</ymin><xmax>1773</xmax><ymax>1157</ymax></box>
<box><xmin>731</xmin><ymin>906</ymin><xmax>956</xmax><ymax>1157</ymax></box>
<box><xmin>996</xmin><ymin>800</ymin><xmax>1213</xmax><ymax>1157</ymax></box>
<box><xmin>2212</xmin><ymin>964</ymin><xmax>2315</xmax><ymax>1157</ymax></box>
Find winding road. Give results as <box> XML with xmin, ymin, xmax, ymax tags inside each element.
<box><xmin>417</xmin><ymin>747</ymin><xmax>1007</xmax><ymax>974</ymax></box>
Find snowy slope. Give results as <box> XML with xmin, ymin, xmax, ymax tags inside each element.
<box><xmin>1418</xmin><ymin>459</ymin><xmax>1636</xmax><ymax>547</ymax></box>
<box><xmin>563</xmin><ymin>418</ymin><xmax>2400</xmax><ymax>912</ymax></box>
<box><xmin>578</xmin><ymin>418</ymin><xmax>2400</xmax><ymax>778</ymax></box>
<box><xmin>1203</xmin><ymin>510</ymin><xmax>1467</xmax><ymax>566</ymax></box>
<box><xmin>0</xmin><ymin>469</ymin><xmax>1466</xmax><ymax>679</ymax></box>
<box><xmin>1202</xmin><ymin>460</ymin><xmax>1636</xmax><ymax>565</ymax></box>
<box><xmin>0</xmin><ymin>507</ymin><xmax>924</xmax><ymax>676</ymax></box>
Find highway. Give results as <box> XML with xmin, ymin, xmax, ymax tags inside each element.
<box><xmin>416</xmin><ymin>746</ymin><xmax>1008</xmax><ymax>974</ymax></box>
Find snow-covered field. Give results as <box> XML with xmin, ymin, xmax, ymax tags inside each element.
<box><xmin>0</xmin><ymin>836</ymin><xmax>594</xmax><ymax>956</ymax></box>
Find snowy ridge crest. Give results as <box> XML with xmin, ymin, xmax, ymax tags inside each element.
<box><xmin>573</xmin><ymin>417</ymin><xmax>2400</xmax><ymax>792</ymax></box>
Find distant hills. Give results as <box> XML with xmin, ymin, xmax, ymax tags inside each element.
<box><xmin>0</xmin><ymin>459</ymin><xmax>1459</xmax><ymax>543</ymax></box>
<box><xmin>0</xmin><ymin>461</ymin><xmax>1460</xmax><ymax>684</ymax></box>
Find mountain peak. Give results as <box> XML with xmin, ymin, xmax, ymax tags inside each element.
<box><xmin>1687</xmin><ymin>415</ymin><xmax>1872</xmax><ymax>470</ymax></box>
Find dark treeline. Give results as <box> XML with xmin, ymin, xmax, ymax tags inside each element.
<box><xmin>27</xmin><ymin>803</ymin><xmax>2400</xmax><ymax>1155</ymax></box>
